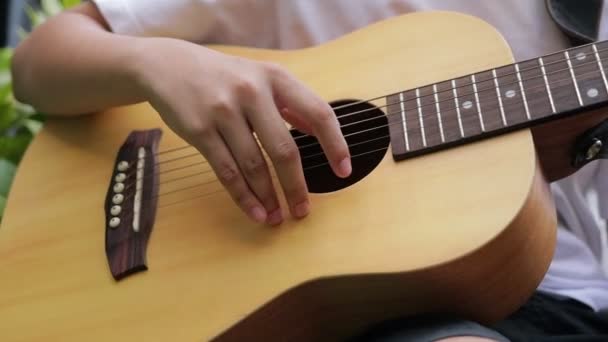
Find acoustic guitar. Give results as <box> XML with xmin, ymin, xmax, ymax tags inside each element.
<box><xmin>2</xmin><ymin>11</ymin><xmax>608</xmax><ymax>341</ymax></box>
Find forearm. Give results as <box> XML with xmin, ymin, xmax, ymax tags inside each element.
<box><xmin>11</xmin><ymin>4</ymin><xmax>145</xmax><ymax>115</ymax></box>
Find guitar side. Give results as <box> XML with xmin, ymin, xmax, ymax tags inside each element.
<box><xmin>0</xmin><ymin>12</ymin><xmax>555</xmax><ymax>341</ymax></box>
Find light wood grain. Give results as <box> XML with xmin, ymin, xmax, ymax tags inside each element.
<box><xmin>0</xmin><ymin>12</ymin><xmax>555</xmax><ymax>341</ymax></box>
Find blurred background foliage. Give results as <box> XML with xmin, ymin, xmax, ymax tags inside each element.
<box><xmin>0</xmin><ymin>0</ymin><xmax>81</xmax><ymax>221</ymax></box>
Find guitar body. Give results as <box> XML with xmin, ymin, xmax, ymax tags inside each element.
<box><xmin>0</xmin><ymin>12</ymin><xmax>556</xmax><ymax>341</ymax></box>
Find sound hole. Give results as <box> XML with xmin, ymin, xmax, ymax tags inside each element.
<box><xmin>291</xmin><ymin>99</ymin><xmax>390</xmax><ymax>194</ymax></box>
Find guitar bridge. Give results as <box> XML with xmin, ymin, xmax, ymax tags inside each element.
<box><xmin>104</xmin><ymin>129</ymin><xmax>162</xmax><ymax>281</ymax></box>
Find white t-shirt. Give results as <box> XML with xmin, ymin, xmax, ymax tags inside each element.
<box><xmin>94</xmin><ymin>0</ymin><xmax>608</xmax><ymax>311</ymax></box>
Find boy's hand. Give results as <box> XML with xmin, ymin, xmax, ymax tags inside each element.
<box><xmin>135</xmin><ymin>38</ymin><xmax>352</xmax><ymax>225</ymax></box>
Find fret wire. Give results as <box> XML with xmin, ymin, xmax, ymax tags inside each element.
<box><xmin>514</xmin><ymin>63</ymin><xmax>532</xmax><ymax>120</ymax></box>
<box><xmin>321</xmin><ymin>69</ymin><xmax>601</xmax><ymax>153</ymax></box>
<box><xmin>433</xmin><ymin>84</ymin><xmax>446</xmax><ymax>143</ymax></box>
<box><xmin>538</xmin><ymin>57</ymin><xmax>557</xmax><ymax>113</ymax></box>
<box><xmin>315</xmin><ymin>42</ymin><xmax>608</xmax><ymax>118</ymax></box>
<box><xmin>451</xmin><ymin>80</ymin><xmax>465</xmax><ymax>138</ymax></box>
<box><xmin>471</xmin><ymin>74</ymin><xmax>485</xmax><ymax>132</ymax></box>
<box><xmin>593</xmin><ymin>44</ymin><xmax>608</xmax><ymax>95</ymax></box>
<box><xmin>325</xmin><ymin>68</ymin><xmax>607</xmax><ymax>158</ymax></box>
<box><xmin>564</xmin><ymin>51</ymin><xmax>584</xmax><ymax>106</ymax></box>
<box><xmin>345</xmin><ymin>57</ymin><xmax>599</xmax><ymax>133</ymax></box>
<box><xmin>399</xmin><ymin>92</ymin><xmax>410</xmax><ymax>151</ymax></box>
<box><xmin>416</xmin><ymin>88</ymin><xmax>427</xmax><ymax>147</ymax></box>
<box><xmin>492</xmin><ymin>69</ymin><xmax>508</xmax><ymax>126</ymax></box>
<box><xmin>352</xmin><ymin>68</ymin><xmax>605</xmax><ymax>153</ymax></box>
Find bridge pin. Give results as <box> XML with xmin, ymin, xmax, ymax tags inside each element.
<box><xmin>112</xmin><ymin>193</ymin><xmax>124</xmax><ymax>205</ymax></box>
<box><xmin>116</xmin><ymin>161</ymin><xmax>129</xmax><ymax>172</ymax></box>
<box><xmin>110</xmin><ymin>205</ymin><xmax>122</xmax><ymax>216</ymax></box>
<box><xmin>109</xmin><ymin>217</ymin><xmax>121</xmax><ymax>229</ymax></box>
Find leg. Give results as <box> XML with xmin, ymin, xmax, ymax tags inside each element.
<box><xmin>350</xmin><ymin>315</ymin><xmax>509</xmax><ymax>342</ymax></box>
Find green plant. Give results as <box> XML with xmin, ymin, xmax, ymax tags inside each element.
<box><xmin>0</xmin><ymin>0</ymin><xmax>81</xmax><ymax>221</ymax></box>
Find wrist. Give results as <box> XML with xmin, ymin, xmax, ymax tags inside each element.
<box><xmin>122</xmin><ymin>37</ymin><xmax>156</xmax><ymax>103</ymax></box>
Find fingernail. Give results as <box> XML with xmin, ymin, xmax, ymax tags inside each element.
<box><xmin>267</xmin><ymin>208</ymin><xmax>283</xmax><ymax>226</ymax></box>
<box><xmin>338</xmin><ymin>158</ymin><xmax>352</xmax><ymax>178</ymax></box>
<box><xmin>294</xmin><ymin>201</ymin><xmax>310</xmax><ymax>218</ymax></box>
<box><xmin>250</xmin><ymin>206</ymin><xmax>267</xmax><ymax>223</ymax></box>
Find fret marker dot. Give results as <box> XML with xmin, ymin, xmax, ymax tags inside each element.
<box><xmin>576</xmin><ymin>52</ymin><xmax>586</xmax><ymax>61</ymax></box>
<box><xmin>505</xmin><ymin>90</ymin><xmax>516</xmax><ymax>98</ymax></box>
<box><xmin>462</xmin><ymin>101</ymin><xmax>473</xmax><ymax>109</ymax></box>
<box><xmin>587</xmin><ymin>88</ymin><xmax>599</xmax><ymax>98</ymax></box>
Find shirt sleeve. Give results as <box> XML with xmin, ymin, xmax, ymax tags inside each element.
<box><xmin>92</xmin><ymin>0</ymin><xmax>279</xmax><ymax>47</ymax></box>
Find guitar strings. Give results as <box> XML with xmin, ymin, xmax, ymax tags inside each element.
<box><xmin>156</xmin><ymin>146</ymin><xmax>393</xmax><ymax>210</ymax></box>
<box><xmin>127</xmin><ymin>43</ymin><xmax>608</xmax><ymax>210</ymax></box>
<box><xmin>124</xmin><ymin>63</ymin><xmax>608</xmax><ymax>199</ymax></box>
<box><xmin>125</xmin><ymin>131</ymin><xmax>394</xmax><ymax>197</ymax></box>
<box><xmin>128</xmin><ymin>62</ymin><xmax>595</xmax><ymax>184</ymax></box>
<box><xmin>154</xmin><ymin>134</ymin><xmax>392</xmax><ymax>196</ymax></box>
<box><xmin>149</xmin><ymin>69</ymin><xmax>604</xmax><ymax>207</ymax></box>
<box><xmin>123</xmin><ymin>160</ymin><xmax>208</xmax><ymax>193</ymax></box>
<box><xmin>155</xmin><ymin>44</ymin><xmax>608</xmax><ymax>157</ymax></box>
<box><xmin>150</xmin><ymin>56</ymin><xmax>607</xmax><ymax>179</ymax></box>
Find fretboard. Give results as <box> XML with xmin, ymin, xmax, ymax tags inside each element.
<box><xmin>387</xmin><ymin>40</ymin><xmax>608</xmax><ymax>160</ymax></box>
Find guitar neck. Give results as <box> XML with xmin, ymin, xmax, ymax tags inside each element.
<box><xmin>387</xmin><ymin>40</ymin><xmax>608</xmax><ymax>160</ymax></box>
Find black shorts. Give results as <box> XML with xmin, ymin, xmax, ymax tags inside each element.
<box><xmin>351</xmin><ymin>291</ymin><xmax>608</xmax><ymax>342</ymax></box>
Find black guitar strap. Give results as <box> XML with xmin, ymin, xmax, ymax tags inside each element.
<box><xmin>546</xmin><ymin>0</ymin><xmax>603</xmax><ymax>45</ymax></box>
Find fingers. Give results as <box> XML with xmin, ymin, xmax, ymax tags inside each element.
<box><xmin>268</xmin><ymin>64</ymin><xmax>352</xmax><ymax>178</ymax></box>
<box><xmin>218</xmin><ymin>113</ymin><xmax>283</xmax><ymax>226</ymax></box>
<box><xmin>245</xmin><ymin>89</ymin><xmax>311</xmax><ymax>220</ymax></box>
<box><xmin>165</xmin><ymin>57</ymin><xmax>351</xmax><ymax>224</ymax></box>
<box><xmin>191</xmin><ymin>129</ymin><xmax>269</xmax><ymax>224</ymax></box>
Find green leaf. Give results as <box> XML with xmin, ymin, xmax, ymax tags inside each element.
<box><xmin>0</xmin><ymin>49</ymin><xmax>11</xmax><ymax>89</ymax></box>
<box><xmin>14</xmin><ymin>101</ymin><xmax>36</xmax><ymax>118</ymax></box>
<box><xmin>0</xmin><ymin>133</ymin><xmax>33</xmax><ymax>164</ymax></box>
<box><xmin>25</xmin><ymin>4</ymin><xmax>48</xmax><ymax>28</ymax></box>
<box><xmin>20</xmin><ymin>0</ymin><xmax>82</xmax><ymax>39</ymax></box>
<box><xmin>61</xmin><ymin>0</ymin><xmax>82</xmax><ymax>9</ymax></box>
<box><xmin>22</xmin><ymin>119</ymin><xmax>43</xmax><ymax>135</ymax></box>
<box><xmin>0</xmin><ymin>102</ymin><xmax>18</xmax><ymax>132</ymax></box>
<box><xmin>0</xmin><ymin>193</ymin><xmax>5</xmax><ymax>206</ymax></box>
<box><xmin>29</xmin><ymin>112</ymin><xmax>46</xmax><ymax>123</ymax></box>
<box><xmin>0</xmin><ymin>159</ymin><xmax>16</xmax><ymax>197</ymax></box>
<box><xmin>0</xmin><ymin>83</ymin><xmax>12</xmax><ymax>105</ymax></box>
<box><xmin>0</xmin><ymin>71</ymin><xmax>11</xmax><ymax>90</ymax></box>
<box><xmin>17</xmin><ymin>28</ymin><xmax>29</xmax><ymax>41</ymax></box>
<box><xmin>0</xmin><ymin>194</ymin><xmax>6</xmax><ymax>223</ymax></box>
<box><xmin>42</xmin><ymin>0</ymin><xmax>63</xmax><ymax>16</ymax></box>
<box><xmin>0</xmin><ymin>48</ymin><xmax>12</xmax><ymax>71</ymax></box>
